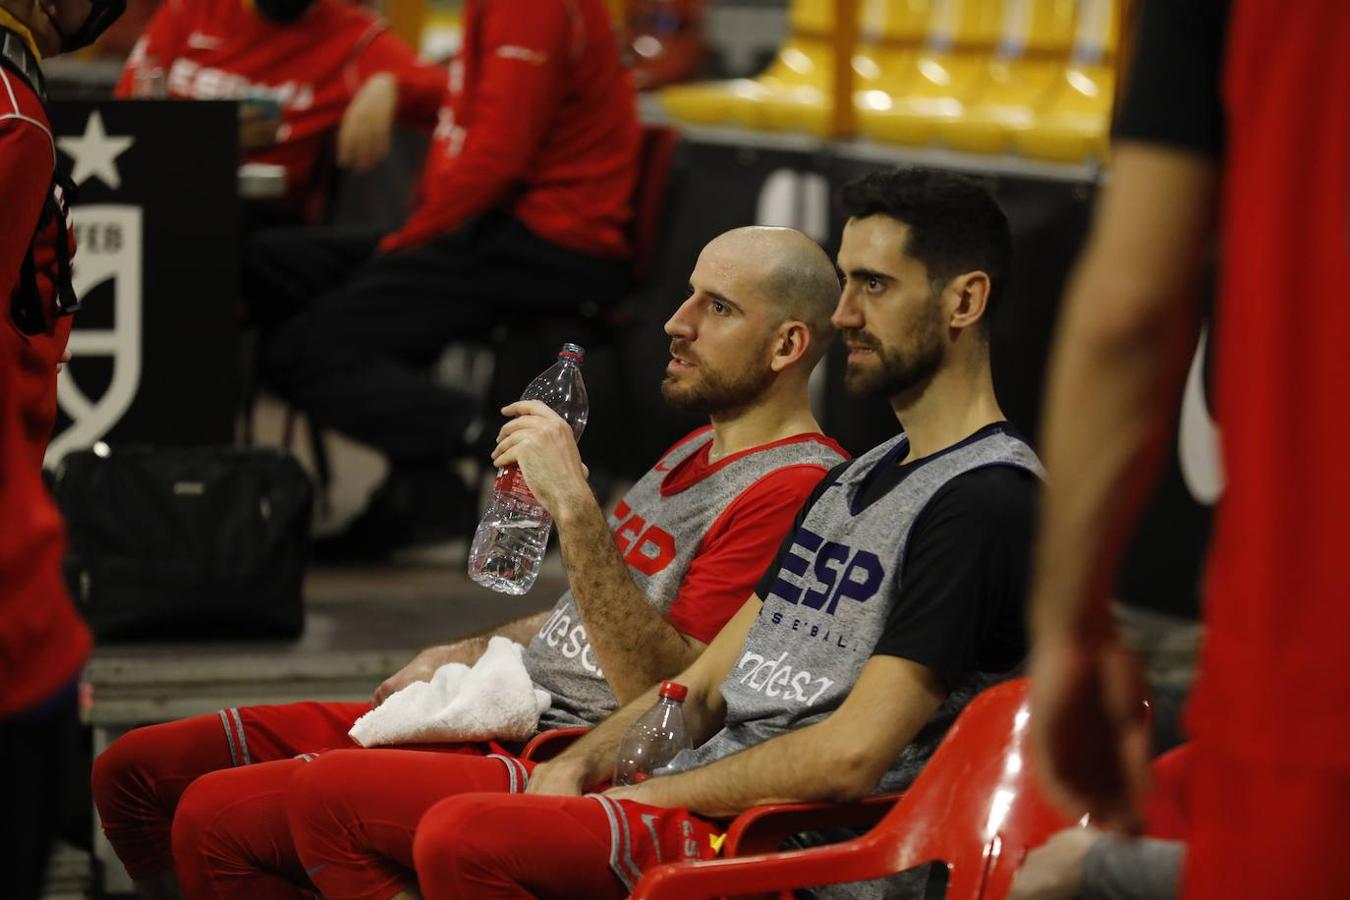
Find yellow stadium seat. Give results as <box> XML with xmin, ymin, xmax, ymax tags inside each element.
<box><xmin>660</xmin><ymin>0</ymin><xmax>836</xmax><ymax>136</ymax></box>
<box><xmin>851</xmin><ymin>0</ymin><xmax>932</xmax><ymax>130</ymax></box>
<box><xmin>736</xmin><ymin>37</ymin><xmax>836</xmax><ymax>134</ymax></box>
<box><xmin>937</xmin><ymin>0</ymin><xmax>1078</xmax><ymax>155</ymax></box>
<box><xmin>1012</xmin><ymin>0</ymin><xmax>1118</xmax><ymax>162</ymax></box>
<box><xmin>855</xmin><ymin>0</ymin><xmax>1004</xmax><ymax>147</ymax></box>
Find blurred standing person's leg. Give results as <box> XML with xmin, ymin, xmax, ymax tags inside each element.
<box><xmin>0</xmin><ymin>684</ymin><xmax>81</xmax><ymax>900</ymax></box>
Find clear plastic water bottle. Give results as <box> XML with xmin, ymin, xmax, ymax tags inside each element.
<box><xmin>468</xmin><ymin>343</ymin><xmax>589</xmax><ymax>595</ymax></box>
<box><xmin>613</xmin><ymin>681</ymin><xmax>692</xmax><ymax>786</ymax></box>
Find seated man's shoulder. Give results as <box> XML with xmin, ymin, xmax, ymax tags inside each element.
<box><xmin>925</xmin><ymin>465</ymin><xmax>1039</xmax><ymax>527</ymax></box>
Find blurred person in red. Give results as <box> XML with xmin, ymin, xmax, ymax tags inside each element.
<box><xmin>2</xmin><ymin>0</ymin><xmax>124</xmax><ymax>894</ymax></box>
<box><xmin>113</xmin><ymin>0</ymin><xmax>439</xmax><ymax>229</ymax></box>
<box><xmin>249</xmin><ymin>0</ymin><xmax>640</xmax><ymax>562</ymax></box>
<box><xmin>1027</xmin><ymin>1</ymin><xmax>1350</xmax><ymax>897</ymax></box>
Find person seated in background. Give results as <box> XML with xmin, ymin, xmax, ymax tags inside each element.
<box><xmin>114</xmin><ymin>0</ymin><xmax>439</xmax><ymax>230</ymax></box>
<box><xmin>92</xmin><ymin>226</ymin><xmax>847</xmax><ymax>900</ymax></box>
<box><xmin>1009</xmin><ymin>746</ymin><xmax>1192</xmax><ymax>900</ymax></box>
<box><xmin>246</xmin><ymin>0</ymin><xmax>641</xmax><ymax>562</ymax></box>
<box><xmin>406</xmin><ymin>169</ymin><xmax>1042</xmax><ymax>900</ymax></box>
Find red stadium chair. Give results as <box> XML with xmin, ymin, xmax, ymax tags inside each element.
<box><xmin>627</xmin><ymin>124</ymin><xmax>681</xmax><ymax>286</ymax></box>
<box><xmin>630</xmin><ymin>678</ymin><xmax>1077</xmax><ymax>900</ymax></box>
<box><xmin>720</xmin><ymin>791</ymin><xmax>902</xmax><ymax>860</ymax></box>
<box><xmin>519</xmin><ymin>727</ymin><xmax>591</xmax><ymax>762</ymax></box>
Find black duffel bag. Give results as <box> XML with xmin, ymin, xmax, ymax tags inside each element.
<box><xmin>52</xmin><ymin>446</ymin><xmax>313</xmax><ymax>641</ymax></box>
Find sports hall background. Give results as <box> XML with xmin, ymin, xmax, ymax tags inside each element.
<box><xmin>30</xmin><ymin>0</ymin><xmax>1210</xmax><ymax>893</ymax></box>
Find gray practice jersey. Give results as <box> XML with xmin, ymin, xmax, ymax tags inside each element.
<box><xmin>666</xmin><ymin>426</ymin><xmax>1044</xmax><ymax>792</ymax></box>
<box><xmin>525</xmin><ymin>429</ymin><xmax>847</xmax><ymax>729</ymax></box>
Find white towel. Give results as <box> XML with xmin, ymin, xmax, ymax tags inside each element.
<box><xmin>348</xmin><ymin>637</ymin><xmax>551</xmax><ymax>747</ymax></box>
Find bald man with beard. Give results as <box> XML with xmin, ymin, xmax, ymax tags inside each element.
<box><xmin>92</xmin><ymin>227</ymin><xmax>848</xmax><ymax>900</ymax></box>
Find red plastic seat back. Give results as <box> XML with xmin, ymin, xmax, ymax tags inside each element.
<box><xmin>875</xmin><ymin>678</ymin><xmax>1074</xmax><ymax>899</ymax></box>
<box><xmin>518</xmin><ymin>727</ymin><xmax>591</xmax><ymax>762</ymax></box>
<box><xmin>628</xmin><ymin>125</ymin><xmax>680</xmax><ymax>286</ymax></box>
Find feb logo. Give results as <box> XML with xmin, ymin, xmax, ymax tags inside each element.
<box><xmin>46</xmin><ymin>112</ymin><xmax>142</xmax><ymax>466</ymax></box>
<box><xmin>767</xmin><ymin>527</ymin><xmax>883</xmax><ymax>615</ymax></box>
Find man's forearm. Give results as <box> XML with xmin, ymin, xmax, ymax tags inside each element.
<box><xmin>444</xmin><ymin>610</ymin><xmax>551</xmax><ymax>663</ymax></box>
<box><xmin>548</xmin><ymin>658</ymin><xmax>730</xmax><ymax>788</ymax></box>
<box><xmin>556</xmin><ymin>498</ymin><xmax>700</xmax><ymax>703</ymax></box>
<box><xmin>1082</xmin><ymin>836</ymin><xmax>1184</xmax><ymax>900</ymax></box>
<box><xmin>550</xmin><ymin>680</ymin><xmax>664</xmax><ymax>787</ymax></box>
<box><xmin>375</xmin><ymin>610</ymin><xmax>552</xmax><ymax>704</ymax></box>
<box><xmin>617</xmin><ymin>719</ymin><xmax>880</xmax><ymax>819</ymax></box>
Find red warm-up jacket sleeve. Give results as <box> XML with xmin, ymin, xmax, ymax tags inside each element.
<box><xmin>0</xmin><ymin>120</ymin><xmax>52</xmax><ymax>296</ymax></box>
<box><xmin>391</xmin><ymin>61</ymin><xmax>450</xmax><ymax>127</ymax></box>
<box><xmin>113</xmin><ymin>0</ymin><xmax>188</xmax><ymax>97</ymax></box>
<box><xmin>379</xmin><ymin>0</ymin><xmax>571</xmax><ymax>253</ymax></box>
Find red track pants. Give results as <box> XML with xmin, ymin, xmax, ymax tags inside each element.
<box><xmin>91</xmin><ymin>702</ymin><xmax>368</xmax><ymax>887</ymax></box>
<box><xmin>91</xmin><ymin>701</ymin><xmax>529</xmax><ymax>899</ymax></box>
<box><xmin>413</xmin><ymin>792</ymin><xmax>722</xmax><ymax>899</ymax></box>
<box><xmin>287</xmin><ymin>745</ymin><xmax>534</xmax><ymax>899</ymax></box>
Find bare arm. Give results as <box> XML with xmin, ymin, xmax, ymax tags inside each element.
<box><xmin>1029</xmin><ymin>143</ymin><xmax>1218</xmax><ymax>825</ymax></box>
<box><xmin>554</xmin><ymin>497</ymin><xmax>707</xmax><ymax>702</ymax></box>
<box><xmin>527</xmin><ymin>596</ymin><xmax>763</xmax><ymax>794</ymax></box>
<box><xmin>494</xmin><ymin>401</ymin><xmax>706</xmax><ymax>704</ymax></box>
<box><xmin>603</xmin><ymin>655</ymin><xmax>944</xmax><ymax>818</ymax></box>
<box><xmin>373</xmin><ymin>610</ymin><xmax>550</xmax><ymax>705</ymax></box>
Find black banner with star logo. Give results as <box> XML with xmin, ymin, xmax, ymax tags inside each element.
<box><xmin>45</xmin><ymin>100</ymin><xmax>241</xmax><ymax>464</ymax></box>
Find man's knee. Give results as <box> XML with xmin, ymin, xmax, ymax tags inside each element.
<box><xmin>91</xmin><ymin>727</ymin><xmax>155</xmax><ymax>815</ymax></box>
<box><xmin>285</xmin><ymin>751</ymin><xmax>355</xmax><ymax>839</ymax></box>
<box><xmin>92</xmin><ymin>721</ymin><xmax>210</xmax><ymax>821</ymax></box>
<box><xmin>413</xmin><ymin>794</ymin><xmax>506</xmax><ymax>891</ymax></box>
<box><xmin>169</xmin><ymin>770</ymin><xmax>233</xmax><ymax>864</ymax></box>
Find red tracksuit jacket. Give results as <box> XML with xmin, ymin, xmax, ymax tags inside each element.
<box><xmin>1</xmin><ymin>50</ymin><xmax>92</xmax><ymax>719</ymax></box>
<box><xmin>382</xmin><ymin>0</ymin><xmax>640</xmax><ymax>258</ymax></box>
<box><xmin>113</xmin><ymin>0</ymin><xmax>435</xmax><ymax>217</ymax></box>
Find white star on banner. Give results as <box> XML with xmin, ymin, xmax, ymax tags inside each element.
<box><xmin>57</xmin><ymin>111</ymin><xmax>135</xmax><ymax>190</ymax></box>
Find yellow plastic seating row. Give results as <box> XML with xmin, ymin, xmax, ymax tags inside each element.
<box><xmin>661</xmin><ymin>0</ymin><xmax>1119</xmax><ymax>164</ymax></box>
<box><xmin>662</xmin><ymin>0</ymin><xmax>839</xmax><ymax>136</ymax></box>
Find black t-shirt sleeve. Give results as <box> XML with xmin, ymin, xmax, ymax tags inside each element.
<box><xmin>1112</xmin><ymin>0</ymin><xmax>1229</xmax><ymax>158</ymax></box>
<box><xmin>753</xmin><ymin>460</ymin><xmax>850</xmax><ymax>601</ymax></box>
<box><xmin>873</xmin><ymin>466</ymin><xmax>1039</xmax><ymax>690</ymax></box>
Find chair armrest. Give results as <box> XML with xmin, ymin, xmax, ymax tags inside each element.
<box><xmin>631</xmin><ymin>831</ymin><xmax>919</xmax><ymax>900</ymax></box>
<box><xmin>723</xmin><ymin>792</ymin><xmax>902</xmax><ymax>857</ymax></box>
<box><xmin>519</xmin><ymin>727</ymin><xmax>590</xmax><ymax>761</ymax></box>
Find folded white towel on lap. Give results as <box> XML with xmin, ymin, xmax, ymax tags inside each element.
<box><xmin>348</xmin><ymin>636</ymin><xmax>551</xmax><ymax>747</ymax></box>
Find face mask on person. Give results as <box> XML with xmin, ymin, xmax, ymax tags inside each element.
<box><xmin>251</xmin><ymin>0</ymin><xmax>313</xmax><ymax>25</ymax></box>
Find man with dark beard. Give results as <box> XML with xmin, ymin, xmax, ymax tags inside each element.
<box><xmin>407</xmin><ymin>168</ymin><xmax>1042</xmax><ymax>900</ymax></box>
<box><xmin>91</xmin><ymin>226</ymin><xmax>846</xmax><ymax>900</ymax></box>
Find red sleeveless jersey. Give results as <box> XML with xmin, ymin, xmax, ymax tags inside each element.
<box><xmin>1191</xmin><ymin>0</ymin><xmax>1350</xmax><ymax>765</ymax></box>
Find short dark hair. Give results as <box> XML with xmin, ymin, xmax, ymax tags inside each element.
<box><xmin>837</xmin><ymin>169</ymin><xmax>1012</xmax><ymax>316</ymax></box>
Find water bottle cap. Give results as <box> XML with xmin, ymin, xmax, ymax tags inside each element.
<box><xmin>658</xmin><ymin>680</ymin><xmax>687</xmax><ymax>702</ymax></box>
<box><xmin>558</xmin><ymin>343</ymin><xmax>585</xmax><ymax>364</ymax></box>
